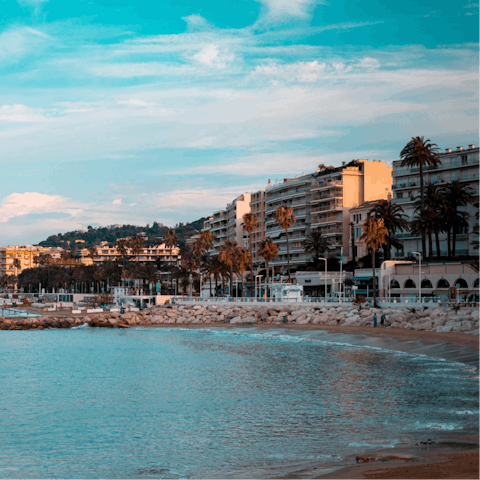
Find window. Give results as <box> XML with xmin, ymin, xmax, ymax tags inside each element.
<box><xmin>404</xmin><ymin>279</ymin><xmax>416</xmax><ymax>288</ymax></box>
<box><xmin>390</xmin><ymin>279</ymin><xmax>400</xmax><ymax>289</ymax></box>
<box><xmin>397</xmin><ymin>192</ymin><xmax>403</xmax><ymax>199</ymax></box>
<box><xmin>437</xmin><ymin>278</ymin><xmax>450</xmax><ymax>288</ymax></box>
<box><xmin>454</xmin><ymin>278</ymin><xmax>468</xmax><ymax>289</ymax></box>
<box><xmin>461</xmin><ymin>155</ymin><xmax>468</xmax><ymax>165</ymax></box>
<box><xmin>421</xmin><ymin>279</ymin><xmax>433</xmax><ymax>288</ymax></box>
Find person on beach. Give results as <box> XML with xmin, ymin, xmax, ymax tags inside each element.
<box><xmin>373</xmin><ymin>313</ymin><xmax>377</xmax><ymax>327</ymax></box>
<box><xmin>381</xmin><ymin>314</ymin><xmax>386</xmax><ymax>327</ymax></box>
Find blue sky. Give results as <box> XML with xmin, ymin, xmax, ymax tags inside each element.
<box><xmin>0</xmin><ymin>0</ymin><xmax>478</xmax><ymax>244</ymax></box>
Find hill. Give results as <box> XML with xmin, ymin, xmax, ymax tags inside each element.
<box><xmin>38</xmin><ymin>218</ymin><xmax>207</xmax><ymax>250</ymax></box>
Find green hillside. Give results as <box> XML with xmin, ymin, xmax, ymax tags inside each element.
<box><xmin>38</xmin><ymin>218</ymin><xmax>207</xmax><ymax>250</ymax></box>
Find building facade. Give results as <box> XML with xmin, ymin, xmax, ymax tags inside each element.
<box><xmin>0</xmin><ymin>245</ymin><xmax>64</xmax><ymax>276</ymax></box>
<box><xmin>391</xmin><ymin>144</ymin><xmax>479</xmax><ymax>257</ymax></box>
<box><xmin>79</xmin><ymin>243</ymin><xmax>180</xmax><ymax>265</ymax></box>
<box><xmin>203</xmin><ymin>193</ymin><xmax>251</xmax><ymax>256</ymax></box>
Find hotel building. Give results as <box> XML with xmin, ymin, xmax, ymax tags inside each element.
<box><xmin>391</xmin><ymin>144</ymin><xmax>479</xmax><ymax>257</ymax></box>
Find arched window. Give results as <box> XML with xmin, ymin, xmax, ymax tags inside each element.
<box><xmin>437</xmin><ymin>278</ymin><xmax>450</xmax><ymax>288</ymax></box>
<box><xmin>421</xmin><ymin>279</ymin><xmax>433</xmax><ymax>288</ymax></box>
<box><xmin>454</xmin><ymin>278</ymin><xmax>468</xmax><ymax>289</ymax></box>
<box><xmin>390</xmin><ymin>279</ymin><xmax>400</xmax><ymax>289</ymax></box>
<box><xmin>404</xmin><ymin>279</ymin><xmax>416</xmax><ymax>289</ymax></box>
<box><xmin>474</xmin><ymin>278</ymin><xmax>479</xmax><ymax>289</ymax></box>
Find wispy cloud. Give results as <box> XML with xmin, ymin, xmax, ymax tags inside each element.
<box><xmin>0</xmin><ymin>104</ymin><xmax>50</xmax><ymax>122</ymax></box>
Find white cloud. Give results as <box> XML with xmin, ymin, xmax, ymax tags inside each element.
<box><xmin>0</xmin><ymin>104</ymin><xmax>50</xmax><ymax>122</ymax></box>
<box><xmin>257</xmin><ymin>0</ymin><xmax>320</xmax><ymax>19</ymax></box>
<box><xmin>116</xmin><ymin>99</ymin><xmax>152</xmax><ymax>107</ymax></box>
<box><xmin>0</xmin><ymin>192</ymin><xmax>73</xmax><ymax>223</ymax></box>
<box><xmin>112</xmin><ymin>199</ymin><xmax>122</xmax><ymax>205</ymax></box>
<box><xmin>0</xmin><ymin>26</ymin><xmax>51</xmax><ymax>63</ymax></box>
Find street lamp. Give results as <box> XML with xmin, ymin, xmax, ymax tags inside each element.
<box><xmin>412</xmin><ymin>252</ymin><xmax>421</xmax><ymax>304</ymax></box>
<box><xmin>318</xmin><ymin>257</ymin><xmax>327</xmax><ymax>303</ymax></box>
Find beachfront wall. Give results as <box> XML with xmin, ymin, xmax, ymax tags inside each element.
<box><xmin>380</xmin><ymin>261</ymin><xmax>479</xmax><ymax>301</ymax></box>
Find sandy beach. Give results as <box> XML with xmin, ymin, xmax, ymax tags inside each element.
<box><xmin>152</xmin><ymin>322</ymin><xmax>479</xmax><ymax>479</ymax></box>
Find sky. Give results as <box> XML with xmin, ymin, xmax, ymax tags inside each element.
<box><xmin>0</xmin><ymin>0</ymin><xmax>478</xmax><ymax>245</ymax></box>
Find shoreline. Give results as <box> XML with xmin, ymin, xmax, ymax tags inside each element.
<box><xmin>2</xmin><ymin>312</ymin><xmax>478</xmax><ymax>478</ymax></box>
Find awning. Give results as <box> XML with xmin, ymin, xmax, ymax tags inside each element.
<box><xmin>352</xmin><ymin>276</ymin><xmax>373</xmax><ymax>281</ymax></box>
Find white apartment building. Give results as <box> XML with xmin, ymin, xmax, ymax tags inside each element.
<box><xmin>79</xmin><ymin>243</ymin><xmax>180</xmax><ymax>265</ymax></box>
<box><xmin>250</xmin><ymin>189</ymin><xmax>265</xmax><ymax>267</ymax></box>
<box><xmin>264</xmin><ymin>173</ymin><xmax>314</xmax><ymax>272</ymax></box>
<box><xmin>391</xmin><ymin>144</ymin><xmax>479</xmax><ymax>257</ymax></box>
<box><xmin>203</xmin><ymin>193</ymin><xmax>251</xmax><ymax>255</ymax></box>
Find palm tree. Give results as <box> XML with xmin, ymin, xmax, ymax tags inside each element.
<box><xmin>413</xmin><ymin>184</ymin><xmax>445</xmax><ymax>259</ymax></box>
<box><xmin>442</xmin><ymin>181</ymin><xmax>475</xmax><ymax>257</ymax></box>
<box><xmin>116</xmin><ymin>239</ymin><xmax>129</xmax><ymax>265</ymax></box>
<box><xmin>128</xmin><ymin>236</ymin><xmax>145</xmax><ymax>263</ymax></box>
<box><xmin>318</xmin><ymin>164</ymin><xmax>335</xmax><ymax>173</ymax></box>
<box><xmin>258</xmin><ymin>238</ymin><xmax>278</xmax><ymax>287</ymax></box>
<box><xmin>164</xmin><ymin>229</ymin><xmax>178</xmax><ymax>266</ymax></box>
<box><xmin>87</xmin><ymin>246</ymin><xmax>97</xmax><ymax>265</ymax></box>
<box><xmin>275</xmin><ymin>205</ymin><xmax>296</xmax><ymax>281</ymax></box>
<box><xmin>400</xmin><ymin>136</ymin><xmax>441</xmax><ymax>257</ymax></box>
<box><xmin>410</xmin><ymin>213</ymin><xmax>435</xmax><ymax>261</ymax></box>
<box><xmin>242</xmin><ymin>212</ymin><xmax>258</xmax><ymax>292</ymax></box>
<box><xmin>302</xmin><ymin>228</ymin><xmax>331</xmax><ymax>266</ymax></box>
<box><xmin>219</xmin><ymin>239</ymin><xmax>239</xmax><ymax>297</ymax></box>
<box><xmin>179</xmin><ymin>245</ymin><xmax>199</xmax><ymax>296</ymax></box>
<box><xmin>360</xmin><ymin>218</ymin><xmax>389</xmax><ymax>307</ymax></box>
<box><xmin>370</xmin><ymin>199</ymin><xmax>409</xmax><ymax>260</ymax></box>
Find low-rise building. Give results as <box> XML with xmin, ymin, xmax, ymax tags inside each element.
<box><xmin>79</xmin><ymin>243</ymin><xmax>180</xmax><ymax>265</ymax></box>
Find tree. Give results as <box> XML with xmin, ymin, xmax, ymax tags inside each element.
<box><xmin>257</xmin><ymin>238</ymin><xmax>278</xmax><ymax>287</ymax></box>
<box><xmin>179</xmin><ymin>245</ymin><xmax>199</xmax><ymax>296</ymax></box>
<box><xmin>370</xmin><ymin>199</ymin><xmax>409</xmax><ymax>260</ymax></box>
<box><xmin>400</xmin><ymin>136</ymin><xmax>441</xmax><ymax>258</ymax></box>
<box><xmin>360</xmin><ymin>218</ymin><xmax>389</xmax><ymax>307</ymax></box>
<box><xmin>38</xmin><ymin>253</ymin><xmax>52</xmax><ymax>266</ymax></box>
<box><xmin>12</xmin><ymin>258</ymin><xmax>21</xmax><ymax>277</ymax></box>
<box><xmin>128</xmin><ymin>235</ymin><xmax>146</xmax><ymax>263</ymax></box>
<box><xmin>302</xmin><ymin>228</ymin><xmax>331</xmax><ymax>266</ymax></box>
<box><xmin>242</xmin><ymin>213</ymin><xmax>258</xmax><ymax>292</ymax></box>
<box><xmin>87</xmin><ymin>247</ymin><xmax>97</xmax><ymax>264</ymax></box>
<box><xmin>413</xmin><ymin>184</ymin><xmax>445</xmax><ymax>259</ymax></box>
<box><xmin>219</xmin><ymin>239</ymin><xmax>241</xmax><ymax>297</ymax></box>
<box><xmin>275</xmin><ymin>205</ymin><xmax>296</xmax><ymax>281</ymax></box>
<box><xmin>442</xmin><ymin>181</ymin><xmax>475</xmax><ymax>257</ymax></box>
<box><xmin>164</xmin><ymin>229</ymin><xmax>178</xmax><ymax>266</ymax></box>
<box><xmin>318</xmin><ymin>164</ymin><xmax>335</xmax><ymax>173</ymax></box>
<box><xmin>116</xmin><ymin>239</ymin><xmax>129</xmax><ymax>265</ymax></box>
<box><xmin>410</xmin><ymin>213</ymin><xmax>435</xmax><ymax>261</ymax></box>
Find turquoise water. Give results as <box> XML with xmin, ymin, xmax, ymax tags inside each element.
<box><xmin>0</xmin><ymin>327</ymin><xmax>478</xmax><ymax>478</ymax></box>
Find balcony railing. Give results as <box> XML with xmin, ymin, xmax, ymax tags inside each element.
<box><xmin>311</xmin><ymin>181</ymin><xmax>343</xmax><ymax>192</ymax></box>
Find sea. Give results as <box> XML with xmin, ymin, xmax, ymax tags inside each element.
<box><xmin>0</xmin><ymin>326</ymin><xmax>478</xmax><ymax>478</ymax></box>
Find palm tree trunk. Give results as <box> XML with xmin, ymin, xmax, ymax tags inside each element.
<box><xmin>419</xmin><ymin>163</ymin><xmax>427</xmax><ymax>258</ymax></box>
<box><xmin>452</xmin><ymin>228</ymin><xmax>457</xmax><ymax>257</ymax></box>
<box><xmin>428</xmin><ymin>232</ymin><xmax>433</xmax><ymax>261</ymax></box>
<box><xmin>249</xmin><ymin>234</ymin><xmax>253</xmax><ymax>294</ymax></box>
<box><xmin>266</xmin><ymin>260</ymin><xmax>269</xmax><ymax>287</ymax></box>
<box><xmin>447</xmin><ymin>228</ymin><xmax>451</xmax><ymax>258</ymax></box>
<box><xmin>435</xmin><ymin>231</ymin><xmax>441</xmax><ymax>258</ymax></box>
<box><xmin>230</xmin><ymin>264</ymin><xmax>233</xmax><ymax>297</ymax></box>
<box><xmin>372</xmin><ymin>249</ymin><xmax>378</xmax><ymax>308</ymax></box>
<box><xmin>286</xmin><ymin>229</ymin><xmax>291</xmax><ymax>281</ymax></box>
<box><xmin>350</xmin><ymin>222</ymin><xmax>356</xmax><ymax>277</ymax></box>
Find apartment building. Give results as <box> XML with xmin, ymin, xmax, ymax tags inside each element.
<box><xmin>250</xmin><ymin>189</ymin><xmax>265</xmax><ymax>266</ymax></box>
<box><xmin>204</xmin><ymin>193</ymin><xmax>251</xmax><ymax>255</ymax></box>
<box><xmin>0</xmin><ymin>245</ymin><xmax>64</xmax><ymax>276</ymax></box>
<box><xmin>311</xmin><ymin>160</ymin><xmax>392</xmax><ymax>263</ymax></box>
<box><xmin>79</xmin><ymin>243</ymin><xmax>180</xmax><ymax>265</ymax></box>
<box><xmin>391</xmin><ymin>144</ymin><xmax>479</xmax><ymax>257</ymax></box>
<box><xmin>264</xmin><ymin>173</ymin><xmax>314</xmax><ymax>271</ymax></box>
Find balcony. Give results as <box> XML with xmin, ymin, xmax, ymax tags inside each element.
<box><xmin>311</xmin><ymin>200</ymin><xmax>343</xmax><ymax>214</ymax></box>
<box><xmin>311</xmin><ymin>181</ymin><xmax>343</xmax><ymax>192</ymax></box>
<box><xmin>311</xmin><ymin>189</ymin><xmax>343</xmax><ymax>203</ymax></box>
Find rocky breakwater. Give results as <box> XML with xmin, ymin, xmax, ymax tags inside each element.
<box><xmin>0</xmin><ymin>304</ymin><xmax>478</xmax><ymax>335</ymax></box>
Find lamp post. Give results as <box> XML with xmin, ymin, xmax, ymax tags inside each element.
<box><xmin>412</xmin><ymin>252</ymin><xmax>421</xmax><ymax>304</ymax></box>
<box><xmin>318</xmin><ymin>257</ymin><xmax>327</xmax><ymax>303</ymax></box>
